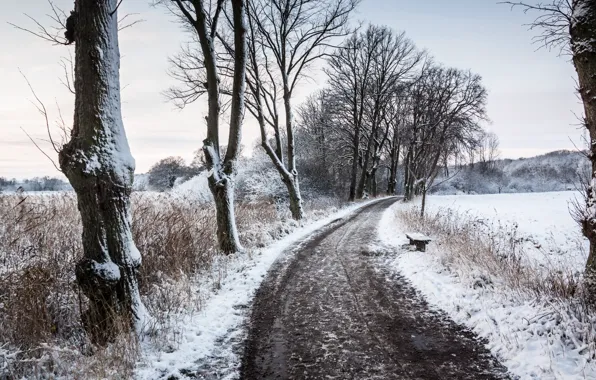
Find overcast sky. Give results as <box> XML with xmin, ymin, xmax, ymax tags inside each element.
<box><xmin>0</xmin><ymin>0</ymin><xmax>585</xmax><ymax>179</ymax></box>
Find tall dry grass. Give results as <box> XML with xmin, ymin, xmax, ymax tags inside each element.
<box><xmin>398</xmin><ymin>205</ymin><xmax>595</xmax><ymax>354</ymax></box>
<box><xmin>0</xmin><ymin>191</ymin><xmax>342</xmax><ymax>378</ymax></box>
<box><xmin>399</xmin><ymin>207</ymin><xmax>583</xmax><ymax>300</ymax></box>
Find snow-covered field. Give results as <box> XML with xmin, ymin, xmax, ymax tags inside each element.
<box><xmin>423</xmin><ymin>191</ymin><xmax>588</xmax><ymax>271</ymax></box>
<box><xmin>380</xmin><ymin>191</ymin><xmax>595</xmax><ymax>380</ymax></box>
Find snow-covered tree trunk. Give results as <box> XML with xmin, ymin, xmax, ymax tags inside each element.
<box><xmin>571</xmin><ymin>0</ymin><xmax>596</xmax><ymax>302</ymax></box>
<box><xmin>283</xmin><ymin>87</ymin><xmax>305</xmax><ymax>220</ymax></box>
<box><xmin>284</xmin><ymin>174</ymin><xmax>304</xmax><ymax>220</ymax></box>
<box><xmin>58</xmin><ymin>0</ymin><xmax>147</xmax><ymax>345</ymax></box>
<box><xmin>208</xmin><ymin>167</ymin><xmax>242</xmax><ymax>253</ymax></box>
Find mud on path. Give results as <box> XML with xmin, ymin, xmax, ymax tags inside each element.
<box><xmin>241</xmin><ymin>197</ymin><xmax>510</xmax><ymax>380</ymax></box>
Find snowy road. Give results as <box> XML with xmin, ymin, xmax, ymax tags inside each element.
<box><xmin>241</xmin><ymin>198</ymin><xmax>509</xmax><ymax>380</ymax></box>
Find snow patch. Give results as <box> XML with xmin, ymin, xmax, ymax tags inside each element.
<box><xmin>93</xmin><ymin>261</ymin><xmax>120</xmax><ymax>282</ymax></box>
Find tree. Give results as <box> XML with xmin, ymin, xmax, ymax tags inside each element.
<box><xmin>148</xmin><ymin>156</ymin><xmax>198</xmax><ymax>191</ymax></box>
<box><xmin>168</xmin><ymin>0</ymin><xmax>248</xmax><ymax>253</ymax></box>
<box><xmin>54</xmin><ymin>0</ymin><xmax>148</xmax><ymax>344</ymax></box>
<box><xmin>400</xmin><ymin>63</ymin><xmax>487</xmax><ymax>216</ymax></box>
<box><xmin>296</xmin><ymin>89</ymin><xmax>356</xmax><ymax>196</ymax></box>
<box><xmin>167</xmin><ymin>0</ymin><xmax>357</xmax><ymax>218</ymax></box>
<box><xmin>240</xmin><ymin>0</ymin><xmax>358</xmax><ymax>218</ymax></box>
<box><xmin>505</xmin><ymin>0</ymin><xmax>596</xmax><ymax>302</ymax></box>
<box><xmin>325</xmin><ymin>27</ymin><xmax>387</xmax><ymax>201</ymax></box>
<box><xmin>325</xmin><ymin>26</ymin><xmax>422</xmax><ymax>200</ymax></box>
<box><xmin>477</xmin><ymin>131</ymin><xmax>501</xmax><ymax>174</ymax></box>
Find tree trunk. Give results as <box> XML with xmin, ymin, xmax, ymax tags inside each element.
<box><xmin>283</xmin><ymin>174</ymin><xmax>304</xmax><ymax>220</ymax></box>
<box><xmin>193</xmin><ymin>0</ymin><xmax>246</xmax><ymax>254</ymax></box>
<box><xmin>209</xmin><ymin>174</ymin><xmax>242</xmax><ymax>253</ymax></box>
<box><xmin>420</xmin><ymin>184</ymin><xmax>427</xmax><ymax>218</ymax></box>
<box><xmin>387</xmin><ymin>142</ymin><xmax>400</xmax><ymax>195</ymax></box>
<box><xmin>371</xmin><ymin>167</ymin><xmax>378</xmax><ymax>197</ymax></box>
<box><xmin>282</xmin><ymin>80</ymin><xmax>304</xmax><ymax>220</ymax></box>
<box><xmin>571</xmin><ymin>0</ymin><xmax>596</xmax><ymax>302</ymax></box>
<box><xmin>356</xmin><ymin>134</ymin><xmax>374</xmax><ymax>199</ymax></box>
<box><xmin>349</xmin><ymin>127</ymin><xmax>360</xmax><ymax>201</ymax></box>
<box><xmin>58</xmin><ymin>0</ymin><xmax>146</xmax><ymax>345</ymax></box>
<box><xmin>403</xmin><ymin>146</ymin><xmax>414</xmax><ymax>201</ymax></box>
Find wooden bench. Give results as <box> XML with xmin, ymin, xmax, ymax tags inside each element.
<box><xmin>405</xmin><ymin>233</ymin><xmax>432</xmax><ymax>252</ymax></box>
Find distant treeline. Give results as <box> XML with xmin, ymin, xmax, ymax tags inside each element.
<box><xmin>431</xmin><ymin>150</ymin><xmax>589</xmax><ymax>195</ymax></box>
<box><xmin>0</xmin><ymin>176</ymin><xmax>71</xmax><ymax>192</ymax></box>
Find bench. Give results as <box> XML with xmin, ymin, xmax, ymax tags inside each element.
<box><xmin>405</xmin><ymin>233</ymin><xmax>432</xmax><ymax>252</ymax></box>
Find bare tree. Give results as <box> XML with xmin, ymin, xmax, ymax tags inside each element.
<box><xmin>353</xmin><ymin>27</ymin><xmax>423</xmax><ymax>199</ymax></box>
<box><xmin>477</xmin><ymin>131</ymin><xmax>501</xmax><ymax>173</ymax></box>
<box><xmin>167</xmin><ymin>0</ymin><xmax>248</xmax><ymax>253</ymax></box>
<box><xmin>401</xmin><ymin>64</ymin><xmax>488</xmax><ymax>216</ymax></box>
<box><xmin>241</xmin><ymin>0</ymin><xmax>358</xmax><ymax>218</ymax></box>
<box><xmin>325</xmin><ymin>27</ymin><xmax>385</xmax><ymax>201</ymax></box>
<box><xmin>166</xmin><ymin>0</ymin><xmax>357</xmax><ymax>219</ymax></box>
<box><xmin>53</xmin><ymin>0</ymin><xmax>148</xmax><ymax>345</ymax></box>
<box><xmin>505</xmin><ymin>0</ymin><xmax>596</xmax><ymax>302</ymax></box>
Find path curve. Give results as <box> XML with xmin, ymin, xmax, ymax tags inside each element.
<box><xmin>241</xmin><ymin>197</ymin><xmax>509</xmax><ymax>380</ymax></box>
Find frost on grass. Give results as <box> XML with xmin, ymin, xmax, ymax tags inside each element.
<box><xmin>379</xmin><ymin>193</ymin><xmax>596</xmax><ymax>380</ymax></box>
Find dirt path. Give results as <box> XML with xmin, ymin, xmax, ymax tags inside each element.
<box><xmin>241</xmin><ymin>197</ymin><xmax>510</xmax><ymax>380</ymax></box>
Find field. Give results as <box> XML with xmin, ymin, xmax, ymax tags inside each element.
<box><xmin>424</xmin><ymin>191</ymin><xmax>587</xmax><ymax>271</ymax></box>
<box><xmin>380</xmin><ymin>191</ymin><xmax>595</xmax><ymax>380</ymax></box>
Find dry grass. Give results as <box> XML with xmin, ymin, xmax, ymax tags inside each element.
<box><xmin>399</xmin><ymin>206</ymin><xmax>585</xmax><ymax>300</ymax></box>
<box><xmin>398</xmin><ymin>205</ymin><xmax>596</xmax><ymax>348</ymax></box>
<box><xmin>0</xmin><ymin>191</ymin><xmax>340</xmax><ymax>378</ymax></box>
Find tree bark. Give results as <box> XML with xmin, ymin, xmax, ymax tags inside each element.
<box><xmin>349</xmin><ymin>122</ymin><xmax>360</xmax><ymax>201</ymax></box>
<box><xmin>282</xmin><ymin>79</ymin><xmax>304</xmax><ymax>220</ymax></box>
<box><xmin>571</xmin><ymin>0</ymin><xmax>596</xmax><ymax>302</ymax></box>
<box><xmin>58</xmin><ymin>0</ymin><xmax>146</xmax><ymax>345</ymax></box>
<box><xmin>210</xmin><ymin>175</ymin><xmax>241</xmax><ymax>253</ymax></box>
<box><xmin>356</xmin><ymin>136</ymin><xmax>373</xmax><ymax>199</ymax></box>
<box><xmin>388</xmin><ymin>141</ymin><xmax>400</xmax><ymax>195</ymax></box>
<box><xmin>420</xmin><ymin>184</ymin><xmax>427</xmax><ymax>218</ymax></box>
<box><xmin>370</xmin><ymin>167</ymin><xmax>378</xmax><ymax>197</ymax></box>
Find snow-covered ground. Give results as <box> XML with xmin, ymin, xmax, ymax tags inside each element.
<box><xmin>423</xmin><ymin>191</ymin><xmax>587</xmax><ymax>271</ymax></box>
<box><xmin>379</xmin><ymin>191</ymin><xmax>595</xmax><ymax>380</ymax></box>
<box><xmin>135</xmin><ymin>200</ymin><xmax>374</xmax><ymax>380</ymax></box>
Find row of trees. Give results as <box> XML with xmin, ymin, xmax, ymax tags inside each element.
<box><xmin>297</xmin><ymin>26</ymin><xmax>488</xmax><ymax>216</ymax></box>
<box><xmin>0</xmin><ymin>176</ymin><xmax>69</xmax><ymax>192</ymax></box>
<box><xmin>31</xmin><ymin>0</ymin><xmax>596</xmax><ymax>347</ymax></box>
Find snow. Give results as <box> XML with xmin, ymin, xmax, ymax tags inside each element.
<box><xmin>135</xmin><ymin>200</ymin><xmax>374</xmax><ymax>379</ymax></box>
<box><xmin>405</xmin><ymin>232</ymin><xmax>431</xmax><ymax>241</ymax></box>
<box><xmin>573</xmin><ymin>1</ymin><xmax>590</xmax><ymax>24</ymax></box>
<box><xmin>170</xmin><ymin>172</ymin><xmax>213</xmax><ymax>203</ymax></box>
<box><xmin>379</xmin><ymin>192</ymin><xmax>596</xmax><ymax>380</ymax></box>
<box><xmin>422</xmin><ymin>191</ymin><xmax>588</xmax><ymax>271</ymax></box>
<box><xmin>93</xmin><ymin>261</ymin><xmax>121</xmax><ymax>282</ymax></box>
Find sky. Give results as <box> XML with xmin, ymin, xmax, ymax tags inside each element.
<box><xmin>0</xmin><ymin>0</ymin><xmax>585</xmax><ymax>179</ymax></box>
